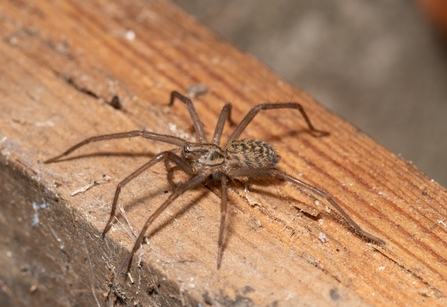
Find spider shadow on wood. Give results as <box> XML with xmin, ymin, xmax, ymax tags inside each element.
<box><xmin>241</xmin><ymin>182</ymin><xmax>365</xmax><ymax>236</ymax></box>
<box><xmin>44</xmin><ymin>90</ymin><xmax>385</xmax><ymax>275</ymax></box>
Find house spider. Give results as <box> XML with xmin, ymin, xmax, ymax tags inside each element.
<box><xmin>45</xmin><ymin>91</ymin><xmax>385</xmax><ymax>273</ymax></box>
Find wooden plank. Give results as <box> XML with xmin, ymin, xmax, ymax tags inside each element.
<box><xmin>1</xmin><ymin>0</ymin><xmax>447</xmax><ymax>306</ymax></box>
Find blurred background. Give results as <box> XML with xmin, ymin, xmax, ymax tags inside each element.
<box><xmin>172</xmin><ymin>0</ymin><xmax>447</xmax><ymax>188</ymax></box>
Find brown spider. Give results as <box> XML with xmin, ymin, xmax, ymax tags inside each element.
<box><xmin>45</xmin><ymin>91</ymin><xmax>385</xmax><ymax>273</ymax></box>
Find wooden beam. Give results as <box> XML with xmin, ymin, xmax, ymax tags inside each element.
<box><xmin>1</xmin><ymin>0</ymin><xmax>447</xmax><ymax>306</ymax></box>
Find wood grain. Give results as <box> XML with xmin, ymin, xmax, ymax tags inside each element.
<box><xmin>1</xmin><ymin>0</ymin><xmax>447</xmax><ymax>306</ymax></box>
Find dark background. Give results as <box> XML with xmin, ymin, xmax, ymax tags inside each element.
<box><xmin>173</xmin><ymin>0</ymin><xmax>447</xmax><ymax>188</ymax></box>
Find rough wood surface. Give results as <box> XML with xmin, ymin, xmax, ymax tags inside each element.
<box><xmin>1</xmin><ymin>0</ymin><xmax>447</xmax><ymax>306</ymax></box>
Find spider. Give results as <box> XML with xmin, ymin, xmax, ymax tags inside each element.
<box><xmin>45</xmin><ymin>91</ymin><xmax>385</xmax><ymax>273</ymax></box>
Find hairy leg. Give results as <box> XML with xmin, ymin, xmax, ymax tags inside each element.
<box><xmin>217</xmin><ymin>174</ymin><xmax>229</xmax><ymax>269</ymax></box>
<box><xmin>228</xmin><ymin>102</ymin><xmax>329</xmax><ymax>142</ymax></box>
<box><xmin>212</xmin><ymin>104</ymin><xmax>233</xmax><ymax>146</ymax></box>
<box><xmin>102</xmin><ymin>151</ymin><xmax>194</xmax><ymax>237</ymax></box>
<box><xmin>228</xmin><ymin>167</ymin><xmax>385</xmax><ymax>245</ymax></box>
<box><xmin>44</xmin><ymin>130</ymin><xmax>186</xmax><ymax>163</ymax></box>
<box><xmin>169</xmin><ymin>91</ymin><xmax>207</xmax><ymax>143</ymax></box>
<box><xmin>121</xmin><ymin>173</ymin><xmax>206</xmax><ymax>274</ymax></box>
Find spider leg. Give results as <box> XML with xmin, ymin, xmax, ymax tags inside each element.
<box><xmin>102</xmin><ymin>151</ymin><xmax>194</xmax><ymax>237</ymax></box>
<box><xmin>212</xmin><ymin>104</ymin><xmax>233</xmax><ymax>146</ymax></box>
<box><xmin>217</xmin><ymin>174</ymin><xmax>229</xmax><ymax>269</ymax></box>
<box><xmin>228</xmin><ymin>167</ymin><xmax>385</xmax><ymax>245</ymax></box>
<box><xmin>228</xmin><ymin>102</ymin><xmax>329</xmax><ymax>143</ymax></box>
<box><xmin>44</xmin><ymin>130</ymin><xmax>187</xmax><ymax>163</ymax></box>
<box><xmin>121</xmin><ymin>173</ymin><xmax>206</xmax><ymax>274</ymax></box>
<box><xmin>169</xmin><ymin>91</ymin><xmax>207</xmax><ymax>143</ymax></box>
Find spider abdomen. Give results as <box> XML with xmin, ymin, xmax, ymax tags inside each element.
<box><xmin>225</xmin><ymin>139</ymin><xmax>280</xmax><ymax>168</ymax></box>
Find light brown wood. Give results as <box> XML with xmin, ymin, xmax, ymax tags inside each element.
<box><xmin>1</xmin><ymin>0</ymin><xmax>447</xmax><ymax>306</ymax></box>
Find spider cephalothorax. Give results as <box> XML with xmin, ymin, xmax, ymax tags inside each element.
<box><xmin>45</xmin><ymin>91</ymin><xmax>385</xmax><ymax>273</ymax></box>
